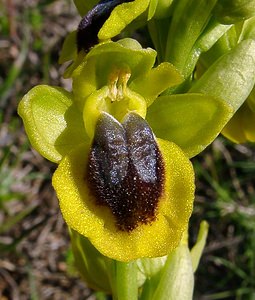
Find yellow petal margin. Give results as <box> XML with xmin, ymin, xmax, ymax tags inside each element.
<box><xmin>52</xmin><ymin>139</ymin><xmax>195</xmax><ymax>261</ymax></box>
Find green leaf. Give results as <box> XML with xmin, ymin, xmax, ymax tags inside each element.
<box><xmin>98</xmin><ymin>0</ymin><xmax>150</xmax><ymax>40</ymax></box>
<box><xmin>152</xmin><ymin>245</ymin><xmax>194</xmax><ymax>300</ymax></box>
<box><xmin>198</xmin><ymin>25</ymin><xmax>237</xmax><ymax>69</ymax></box>
<box><xmin>213</xmin><ymin>0</ymin><xmax>255</xmax><ymax>24</ymax></box>
<box><xmin>147</xmin><ymin>93</ymin><xmax>233</xmax><ymax>158</ymax></box>
<box><xmin>191</xmin><ymin>39</ymin><xmax>255</xmax><ymax>112</ymax></box>
<box><xmin>18</xmin><ymin>85</ymin><xmax>87</xmax><ymax>163</ymax></box>
<box><xmin>148</xmin><ymin>18</ymin><xmax>171</xmax><ymax>63</ymax></box>
<box><xmin>149</xmin><ymin>0</ymin><xmax>174</xmax><ymax>19</ymax></box>
<box><xmin>130</xmin><ymin>62</ymin><xmax>183</xmax><ymax>106</ymax></box>
<box><xmin>185</xmin><ymin>20</ymin><xmax>232</xmax><ymax>77</ymax></box>
<box><xmin>58</xmin><ymin>30</ymin><xmax>77</xmax><ymax>64</ymax></box>
<box><xmin>69</xmin><ymin>228</ymin><xmax>112</xmax><ymax>293</ymax></box>
<box><xmin>190</xmin><ymin>221</ymin><xmax>209</xmax><ymax>272</ymax></box>
<box><xmin>165</xmin><ymin>0</ymin><xmax>217</xmax><ymax>77</ymax></box>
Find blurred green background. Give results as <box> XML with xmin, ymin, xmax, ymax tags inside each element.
<box><xmin>0</xmin><ymin>0</ymin><xmax>255</xmax><ymax>299</ymax></box>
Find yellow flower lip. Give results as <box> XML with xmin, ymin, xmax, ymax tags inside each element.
<box><xmin>52</xmin><ymin>113</ymin><xmax>195</xmax><ymax>261</ymax></box>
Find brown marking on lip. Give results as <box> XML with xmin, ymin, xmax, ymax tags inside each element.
<box><xmin>87</xmin><ymin>112</ymin><xmax>164</xmax><ymax>232</ymax></box>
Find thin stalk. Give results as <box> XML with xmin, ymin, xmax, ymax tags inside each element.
<box><xmin>114</xmin><ymin>261</ymin><xmax>138</xmax><ymax>300</ymax></box>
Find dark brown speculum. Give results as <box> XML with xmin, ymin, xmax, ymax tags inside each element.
<box><xmin>87</xmin><ymin>112</ymin><xmax>165</xmax><ymax>232</ymax></box>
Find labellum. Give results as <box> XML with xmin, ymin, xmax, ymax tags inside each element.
<box><xmin>87</xmin><ymin>112</ymin><xmax>164</xmax><ymax>232</ymax></box>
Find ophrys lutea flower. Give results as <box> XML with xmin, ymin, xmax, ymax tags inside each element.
<box><xmin>18</xmin><ymin>38</ymin><xmax>231</xmax><ymax>261</ymax></box>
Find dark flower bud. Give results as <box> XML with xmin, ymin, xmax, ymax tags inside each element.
<box><xmin>77</xmin><ymin>0</ymin><xmax>135</xmax><ymax>52</ymax></box>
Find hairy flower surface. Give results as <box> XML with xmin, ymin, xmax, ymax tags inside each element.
<box><xmin>53</xmin><ymin>119</ymin><xmax>195</xmax><ymax>261</ymax></box>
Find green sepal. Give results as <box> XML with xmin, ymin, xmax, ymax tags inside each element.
<box><xmin>58</xmin><ymin>30</ymin><xmax>77</xmax><ymax>64</ymax></box>
<box><xmin>69</xmin><ymin>228</ymin><xmax>112</xmax><ymax>293</ymax></box>
<box><xmin>148</xmin><ymin>18</ymin><xmax>171</xmax><ymax>63</ymax></box>
<box><xmin>130</xmin><ymin>62</ymin><xmax>183</xmax><ymax>106</ymax></box>
<box><xmin>85</xmin><ymin>39</ymin><xmax>156</xmax><ymax>83</ymax></box>
<box><xmin>18</xmin><ymin>85</ymin><xmax>87</xmax><ymax>163</ymax></box>
<box><xmin>165</xmin><ymin>0</ymin><xmax>217</xmax><ymax>77</ymax></box>
<box><xmin>98</xmin><ymin>0</ymin><xmax>150</xmax><ymax>40</ymax></box>
<box><xmin>72</xmin><ymin>39</ymin><xmax>157</xmax><ymax>110</ymax></box>
<box><xmin>213</xmin><ymin>0</ymin><xmax>255</xmax><ymax>24</ymax></box>
<box><xmin>147</xmin><ymin>93</ymin><xmax>232</xmax><ymax>158</ymax></box>
<box><xmin>73</xmin><ymin>0</ymin><xmax>98</xmax><ymax>16</ymax></box>
<box><xmin>191</xmin><ymin>39</ymin><xmax>255</xmax><ymax>112</ymax></box>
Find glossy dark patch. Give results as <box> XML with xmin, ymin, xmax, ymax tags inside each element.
<box><xmin>87</xmin><ymin>113</ymin><xmax>164</xmax><ymax>232</ymax></box>
<box><xmin>77</xmin><ymin>0</ymin><xmax>135</xmax><ymax>52</ymax></box>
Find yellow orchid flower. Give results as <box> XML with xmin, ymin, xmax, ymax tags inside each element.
<box><xmin>19</xmin><ymin>38</ymin><xmax>239</xmax><ymax>261</ymax></box>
